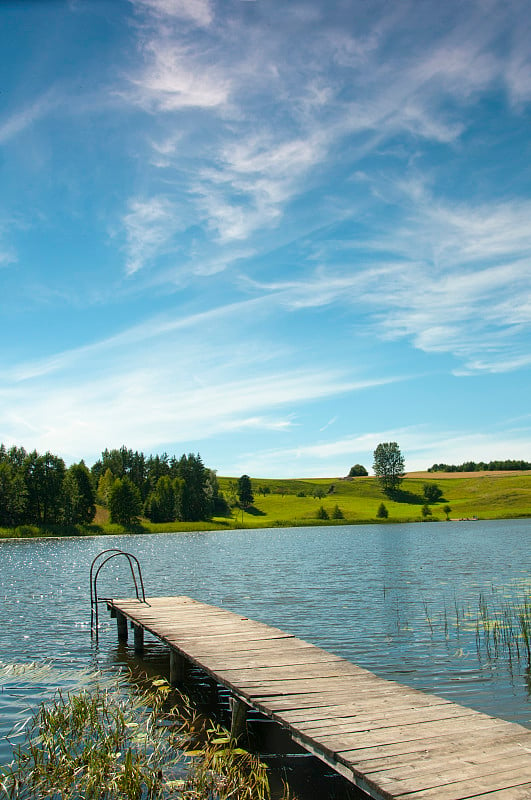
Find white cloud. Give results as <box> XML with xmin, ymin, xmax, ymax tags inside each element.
<box><xmin>132</xmin><ymin>0</ymin><xmax>214</xmax><ymax>27</ymax></box>
<box><xmin>0</xmin><ymin>244</ymin><xmax>16</xmax><ymax>269</ymax></box>
<box><xmin>0</xmin><ymin>362</ymin><xmax>368</xmax><ymax>464</ymax></box>
<box><xmin>0</xmin><ymin>93</ymin><xmax>56</xmax><ymax>145</ymax></box>
<box><xmin>192</xmin><ymin>131</ymin><xmax>328</xmax><ymax>242</ymax></box>
<box><xmin>122</xmin><ymin>0</ymin><xmax>531</xmax><ymax>257</ymax></box>
<box><xmin>503</xmin><ymin>14</ymin><xmax>531</xmax><ymax>105</ymax></box>
<box><xmin>122</xmin><ymin>196</ymin><xmax>184</xmax><ymax>274</ymax></box>
<box><xmin>128</xmin><ymin>39</ymin><xmax>230</xmax><ymax>111</ymax></box>
<box><xmin>0</xmin><ymin>278</ymin><xmax>410</xmax><ymax>465</ymax></box>
<box><xmin>251</xmin><ymin>181</ymin><xmax>531</xmax><ymax>375</ymax></box>
<box><xmin>6</xmin><ymin>297</ymin><xmax>268</xmax><ymax>382</ymax></box>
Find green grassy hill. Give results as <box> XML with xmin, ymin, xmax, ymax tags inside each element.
<box><xmin>217</xmin><ymin>472</ymin><xmax>531</xmax><ymax>527</ymax></box>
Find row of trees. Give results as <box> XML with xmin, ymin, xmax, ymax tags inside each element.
<box><xmin>429</xmin><ymin>460</ymin><xmax>531</xmax><ymax>473</ymax></box>
<box><xmin>0</xmin><ymin>444</ymin><xmax>228</xmax><ymax>527</ymax></box>
<box><xmin>95</xmin><ymin>449</ymin><xmax>228</xmax><ymax>525</ymax></box>
<box><xmin>0</xmin><ymin>445</ymin><xmax>95</xmax><ymax>527</ymax></box>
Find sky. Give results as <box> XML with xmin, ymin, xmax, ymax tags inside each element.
<box><xmin>1</xmin><ymin>0</ymin><xmax>531</xmax><ymax>478</ymax></box>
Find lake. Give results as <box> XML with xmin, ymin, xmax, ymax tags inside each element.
<box><xmin>0</xmin><ymin>519</ymin><xmax>530</xmax><ymax>766</ymax></box>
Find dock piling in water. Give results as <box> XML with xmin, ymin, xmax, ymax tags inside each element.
<box><xmin>229</xmin><ymin>696</ymin><xmax>248</xmax><ymax>742</ymax></box>
<box><xmin>169</xmin><ymin>649</ymin><xmax>187</xmax><ymax>685</ymax></box>
<box><xmin>133</xmin><ymin>624</ymin><xmax>144</xmax><ymax>653</ymax></box>
<box><xmin>116</xmin><ymin>610</ymin><xmax>128</xmax><ymax>641</ymax></box>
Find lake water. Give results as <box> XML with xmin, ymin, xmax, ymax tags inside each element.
<box><xmin>0</xmin><ymin>519</ymin><xmax>530</xmax><ymax>766</ymax></box>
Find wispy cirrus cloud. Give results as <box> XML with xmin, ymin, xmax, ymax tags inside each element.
<box><xmin>0</xmin><ymin>357</ymin><xmax>378</xmax><ymax>463</ymax></box>
<box><xmin>128</xmin><ymin>39</ymin><xmax>230</xmax><ymax>111</ymax></box>
<box><xmin>246</xmin><ymin>180</ymin><xmax>531</xmax><ymax>376</ymax></box>
<box><xmin>132</xmin><ymin>0</ymin><xmax>214</xmax><ymax>27</ymax></box>
<box><xmin>0</xmin><ymin>280</ymin><xmax>407</xmax><ymax>463</ymax></box>
<box><xmin>121</xmin><ymin>196</ymin><xmax>185</xmax><ymax>275</ymax></box>
<box><xmin>0</xmin><ymin>241</ymin><xmax>16</xmax><ymax>269</ymax></box>
<box><xmin>0</xmin><ymin>92</ymin><xmax>57</xmax><ymax>145</ymax></box>
<box><xmin>120</xmin><ymin>0</ymin><xmax>531</xmax><ymax>272</ymax></box>
<box><xmin>6</xmin><ymin>296</ymin><xmax>270</xmax><ymax>382</ymax></box>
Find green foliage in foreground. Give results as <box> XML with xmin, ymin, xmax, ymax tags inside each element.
<box><xmin>1</xmin><ymin>472</ymin><xmax>531</xmax><ymax>538</ymax></box>
<box><xmin>0</xmin><ymin>670</ymin><xmax>288</xmax><ymax>800</ymax></box>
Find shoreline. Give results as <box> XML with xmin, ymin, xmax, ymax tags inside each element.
<box><xmin>2</xmin><ymin>511</ymin><xmax>531</xmax><ymax>540</ymax></box>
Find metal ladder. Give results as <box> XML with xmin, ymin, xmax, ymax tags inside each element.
<box><xmin>90</xmin><ymin>549</ymin><xmax>146</xmax><ymax>641</ymax></box>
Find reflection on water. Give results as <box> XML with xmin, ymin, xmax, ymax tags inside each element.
<box><xmin>0</xmin><ymin>519</ymin><xmax>530</xmax><ymax>765</ymax></box>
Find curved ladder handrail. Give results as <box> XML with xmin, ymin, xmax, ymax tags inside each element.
<box><xmin>90</xmin><ymin>549</ymin><xmax>146</xmax><ymax>609</ymax></box>
<box><xmin>90</xmin><ymin>549</ymin><xmax>146</xmax><ymax>640</ymax></box>
<box><xmin>90</xmin><ymin>549</ymin><xmax>128</xmax><ymax>612</ymax></box>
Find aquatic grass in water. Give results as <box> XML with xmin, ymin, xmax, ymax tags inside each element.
<box><xmin>385</xmin><ymin>585</ymin><xmax>531</xmax><ymax>669</ymax></box>
<box><xmin>475</xmin><ymin>588</ymin><xmax>531</xmax><ymax>666</ymax></box>
<box><xmin>0</xmin><ymin>667</ymin><xmax>293</xmax><ymax>800</ymax></box>
<box><xmin>1</xmin><ymin>675</ymin><xmax>177</xmax><ymax>799</ymax></box>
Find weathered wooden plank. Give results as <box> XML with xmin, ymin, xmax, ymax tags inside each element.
<box><xmin>275</xmin><ymin>695</ymin><xmax>451</xmax><ymax>724</ymax></box>
<box><xmin>236</xmin><ymin>675</ymin><xmax>410</xmax><ymax>694</ymax></box>
<box><xmin>257</xmin><ymin>685</ymin><xmax>447</xmax><ymax>714</ymax></box>
<box><xmin>344</xmin><ymin>734</ymin><xmax>528</xmax><ymax>773</ymax></box>
<box><xmin>465</xmin><ymin>785</ymin><xmax>531</xmax><ymax>799</ymax></box>
<box><xmin>307</xmin><ymin>715</ymin><xmax>519</xmax><ymax>751</ymax></box>
<box><xmin>159</xmin><ymin>630</ymin><xmax>294</xmax><ymax>643</ymax></box>
<box><xmin>337</xmin><ymin>729</ymin><xmax>529</xmax><ymax>768</ymax></box>
<box><xmin>365</xmin><ymin>750</ymin><xmax>529</xmax><ymax>791</ymax></box>
<box><xmin>291</xmin><ymin>704</ymin><xmax>481</xmax><ymax>736</ymax></box>
<box><xmin>193</xmin><ymin>648</ymin><xmax>342</xmax><ymax>668</ymax></box>
<box><xmin>385</xmin><ymin>766</ymin><xmax>531</xmax><ymax>800</ymax></box>
<box><xmin>213</xmin><ymin>661</ymin><xmax>367</xmax><ymax>682</ymax></box>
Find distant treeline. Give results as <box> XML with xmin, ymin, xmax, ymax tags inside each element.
<box><xmin>428</xmin><ymin>460</ymin><xmax>531</xmax><ymax>473</ymax></box>
<box><xmin>0</xmin><ymin>444</ymin><xmax>228</xmax><ymax>527</ymax></box>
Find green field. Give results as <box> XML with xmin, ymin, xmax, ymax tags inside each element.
<box><xmin>215</xmin><ymin>472</ymin><xmax>531</xmax><ymax>528</ymax></box>
<box><xmin>1</xmin><ymin>473</ymin><xmax>530</xmax><ymax>538</ymax></box>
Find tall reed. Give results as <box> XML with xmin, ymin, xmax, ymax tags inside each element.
<box><xmin>0</xmin><ymin>669</ymin><xmax>293</xmax><ymax>800</ymax></box>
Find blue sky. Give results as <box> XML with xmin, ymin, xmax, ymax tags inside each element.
<box><xmin>1</xmin><ymin>0</ymin><xmax>531</xmax><ymax>477</ymax></box>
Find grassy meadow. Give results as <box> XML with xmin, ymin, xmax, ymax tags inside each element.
<box><xmin>1</xmin><ymin>472</ymin><xmax>530</xmax><ymax>538</ymax></box>
<box><xmin>216</xmin><ymin>471</ymin><xmax>531</xmax><ymax>528</ymax></box>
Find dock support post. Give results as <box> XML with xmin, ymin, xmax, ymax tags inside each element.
<box><xmin>116</xmin><ymin>611</ymin><xmax>128</xmax><ymax>641</ymax></box>
<box><xmin>133</xmin><ymin>625</ymin><xmax>144</xmax><ymax>654</ymax></box>
<box><xmin>230</xmin><ymin>696</ymin><xmax>248</xmax><ymax>742</ymax></box>
<box><xmin>169</xmin><ymin>649</ymin><xmax>187</xmax><ymax>685</ymax></box>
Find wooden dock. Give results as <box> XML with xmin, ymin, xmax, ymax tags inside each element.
<box><xmin>107</xmin><ymin>595</ymin><xmax>531</xmax><ymax>800</ymax></box>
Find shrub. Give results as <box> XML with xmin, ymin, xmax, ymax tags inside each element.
<box><xmin>316</xmin><ymin>505</ymin><xmax>329</xmax><ymax>520</ymax></box>
<box><xmin>376</xmin><ymin>502</ymin><xmax>388</xmax><ymax>519</ymax></box>
<box><xmin>423</xmin><ymin>483</ymin><xmax>443</xmax><ymax>503</ymax></box>
<box><xmin>348</xmin><ymin>464</ymin><xmax>368</xmax><ymax>477</ymax></box>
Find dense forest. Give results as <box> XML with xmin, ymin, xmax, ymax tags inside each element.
<box><xmin>0</xmin><ymin>445</ymin><xmax>228</xmax><ymax>527</ymax></box>
<box><xmin>428</xmin><ymin>460</ymin><xmax>531</xmax><ymax>473</ymax></box>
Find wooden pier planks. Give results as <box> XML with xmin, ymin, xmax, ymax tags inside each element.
<box><xmin>107</xmin><ymin>596</ymin><xmax>531</xmax><ymax>800</ymax></box>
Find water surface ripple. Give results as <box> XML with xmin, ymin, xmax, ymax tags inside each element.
<box><xmin>1</xmin><ymin>519</ymin><xmax>530</xmax><ymax>764</ymax></box>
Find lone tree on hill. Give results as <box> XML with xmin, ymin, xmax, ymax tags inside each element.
<box><xmin>373</xmin><ymin>442</ymin><xmax>405</xmax><ymax>496</ymax></box>
<box><xmin>237</xmin><ymin>474</ymin><xmax>254</xmax><ymax>507</ymax></box>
